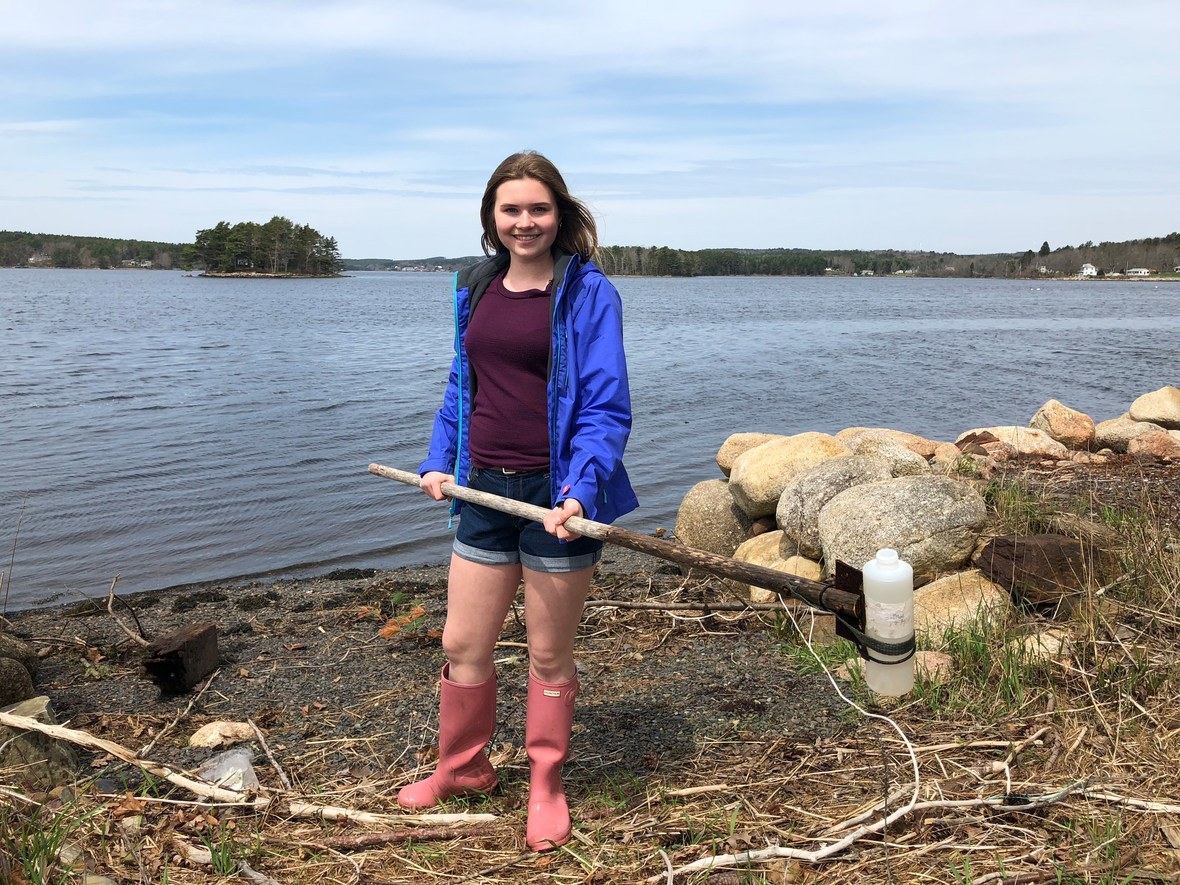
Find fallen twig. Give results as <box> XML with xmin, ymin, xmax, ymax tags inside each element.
<box><xmin>0</xmin><ymin>713</ymin><xmax>497</xmax><ymax>828</ymax></box>
<box><xmin>249</xmin><ymin>717</ymin><xmax>293</xmax><ymax>791</ymax></box>
<box><xmin>139</xmin><ymin>667</ymin><xmax>220</xmax><ymax>757</ymax></box>
<box><xmin>286</xmin><ymin>802</ymin><xmax>495</xmax><ymax>826</ymax></box>
<box><xmin>105</xmin><ymin>575</ymin><xmax>150</xmax><ymax>647</ymax></box>
<box><xmin>308</xmin><ymin>823</ymin><xmax>500</xmax><ymax>850</ymax></box>
<box><xmin>647</xmin><ymin>782</ymin><xmax>1093</xmax><ymax>882</ymax></box>
<box><xmin>0</xmin><ymin>710</ymin><xmax>251</xmax><ymax>805</ymax></box>
<box><xmin>457</xmin><ymin>852</ymin><xmax>535</xmax><ymax>883</ymax></box>
<box><xmin>971</xmin><ymin>845</ymin><xmax>1137</xmax><ymax>885</ymax></box>
<box><xmin>1084</xmin><ymin>788</ymin><xmax>1180</xmax><ymax>814</ymax></box>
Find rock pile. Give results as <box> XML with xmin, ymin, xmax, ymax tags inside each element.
<box><xmin>675</xmin><ymin>385</ymin><xmax>1180</xmax><ymax>652</ymax></box>
<box><xmin>1</xmin><ymin>630</ymin><xmax>38</xmax><ymax>706</ymax></box>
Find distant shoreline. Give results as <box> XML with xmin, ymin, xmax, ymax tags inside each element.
<box><xmin>199</xmin><ymin>271</ymin><xmax>347</xmax><ymax>279</ymax></box>
<box><xmin>4</xmin><ymin>266</ymin><xmax>1178</xmax><ymax>282</ymax></box>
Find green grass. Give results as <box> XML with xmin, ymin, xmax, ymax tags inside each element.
<box><xmin>912</xmin><ymin>614</ymin><xmax>1051</xmax><ymax>718</ymax></box>
<box><xmin>982</xmin><ymin>480</ymin><xmax>1058</xmax><ymax>535</ymax></box>
<box><xmin>201</xmin><ymin>820</ymin><xmax>240</xmax><ymax>875</ymax></box>
<box><xmin>0</xmin><ymin>800</ymin><xmax>97</xmax><ymax>885</ymax></box>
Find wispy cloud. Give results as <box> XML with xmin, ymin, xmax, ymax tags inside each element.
<box><xmin>1</xmin><ymin>1</ymin><xmax>1177</xmax><ymax>256</ymax></box>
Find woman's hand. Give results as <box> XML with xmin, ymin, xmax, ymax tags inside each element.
<box><xmin>544</xmin><ymin>498</ymin><xmax>584</xmax><ymax>540</ymax></box>
<box><xmin>420</xmin><ymin>471</ymin><xmax>453</xmax><ymax>501</ymax></box>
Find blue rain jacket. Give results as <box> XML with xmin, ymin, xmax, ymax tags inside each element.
<box><xmin>419</xmin><ymin>251</ymin><xmax>638</xmax><ymax>524</ymax></box>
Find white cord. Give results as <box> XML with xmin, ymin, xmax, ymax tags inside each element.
<box><xmin>779</xmin><ymin>600</ymin><xmax>922</xmax><ymax>823</ymax></box>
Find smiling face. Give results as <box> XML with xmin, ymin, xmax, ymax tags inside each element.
<box><xmin>493</xmin><ymin>177</ymin><xmax>559</xmax><ymax>265</ymax></box>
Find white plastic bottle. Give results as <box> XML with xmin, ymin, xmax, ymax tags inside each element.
<box><xmin>862</xmin><ymin>548</ymin><xmax>915</xmax><ymax>697</ymax></box>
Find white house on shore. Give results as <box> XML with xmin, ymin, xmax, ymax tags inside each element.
<box><xmin>1127</xmin><ymin>268</ymin><xmax>1153</xmax><ymax>277</ymax></box>
<box><xmin>1080</xmin><ymin>263</ymin><xmax>1097</xmax><ymax>277</ymax></box>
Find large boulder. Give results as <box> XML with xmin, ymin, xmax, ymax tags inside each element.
<box><xmin>728</xmin><ymin>531</ymin><xmax>820</xmax><ymax>603</ymax></box>
<box><xmin>776</xmin><ymin>455</ymin><xmax>893</xmax><ymax>559</ymax></box>
<box><xmin>914</xmin><ymin>570</ymin><xmax>1012</xmax><ymax>639</ymax></box>
<box><xmin>956</xmin><ymin>426</ymin><xmax>1069</xmax><ymax>460</ymax></box>
<box><xmin>674</xmin><ymin>479</ymin><xmax>753</xmax><ymax>560</ymax></box>
<box><xmin>840</xmin><ymin>430</ymin><xmax>931</xmax><ymax>476</ymax></box>
<box><xmin>0</xmin><ymin>657</ymin><xmax>35</xmax><ymax>707</ymax></box>
<box><xmin>818</xmin><ymin>475</ymin><xmax>988</xmax><ymax>578</ymax></box>
<box><xmin>1030</xmin><ymin>399</ymin><xmax>1096</xmax><ymax>450</ymax></box>
<box><xmin>1094</xmin><ymin>414</ymin><xmax>1164</xmax><ymax>453</ymax></box>
<box><xmin>0</xmin><ymin>632</ymin><xmax>38</xmax><ymax>680</ymax></box>
<box><xmin>716</xmin><ymin>432</ymin><xmax>783</xmax><ymax>477</ymax></box>
<box><xmin>729</xmin><ymin>432</ymin><xmax>850</xmax><ymax>518</ymax></box>
<box><xmin>836</xmin><ymin>427</ymin><xmax>942</xmax><ymax>459</ymax></box>
<box><xmin>1129</xmin><ymin>385</ymin><xmax>1180</xmax><ymax>430</ymax></box>
<box><xmin>0</xmin><ymin>696</ymin><xmax>80</xmax><ymax>791</ymax></box>
<box><xmin>1127</xmin><ymin>429</ymin><xmax>1180</xmax><ymax>460</ymax></box>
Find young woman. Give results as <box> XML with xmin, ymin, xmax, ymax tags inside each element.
<box><xmin>398</xmin><ymin>151</ymin><xmax>637</xmax><ymax>851</ymax></box>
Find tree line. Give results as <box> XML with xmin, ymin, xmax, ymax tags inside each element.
<box><xmin>595</xmin><ymin>246</ymin><xmax>830</xmax><ymax>277</ymax></box>
<box><xmin>591</xmin><ymin>234</ymin><xmax>1180</xmax><ymax>278</ymax></box>
<box><xmin>1020</xmin><ymin>232</ymin><xmax>1180</xmax><ymax>277</ymax></box>
<box><xmin>6</xmin><ymin>226</ymin><xmax>1177</xmax><ymax>279</ymax></box>
<box><xmin>188</xmin><ymin>216</ymin><xmax>343</xmax><ymax>276</ymax></box>
<box><xmin>0</xmin><ymin>230</ymin><xmax>184</xmax><ymax>269</ymax></box>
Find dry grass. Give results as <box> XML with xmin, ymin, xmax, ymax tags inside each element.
<box><xmin>3</xmin><ymin>464</ymin><xmax>1180</xmax><ymax>884</ymax></box>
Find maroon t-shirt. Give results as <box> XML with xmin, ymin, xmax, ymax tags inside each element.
<box><xmin>466</xmin><ymin>272</ymin><xmax>551</xmax><ymax>470</ymax></box>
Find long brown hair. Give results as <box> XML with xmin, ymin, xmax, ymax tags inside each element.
<box><xmin>479</xmin><ymin>151</ymin><xmax>598</xmax><ymax>260</ymax></box>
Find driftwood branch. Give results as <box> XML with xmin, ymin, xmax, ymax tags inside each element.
<box><xmin>105</xmin><ymin>575</ymin><xmax>150</xmax><ymax>647</ymax></box>
<box><xmin>585</xmin><ymin>597</ymin><xmax>816</xmax><ymax>614</ymax></box>
<box><xmin>0</xmin><ymin>710</ymin><xmax>251</xmax><ymax>805</ymax></box>
<box><xmin>368</xmin><ymin>463</ymin><xmax>863</xmax><ymax>618</ymax></box>
<box><xmin>308</xmin><ymin>824</ymin><xmax>500</xmax><ymax>850</ymax></box>
<box><xmin>0</xmin><ymin>712</ymin><xmax>496</xmax><ymax>827</ymax></box>
<box><xmin>646</xmin><ymin>781</ymin><xmax>1094</xmax><ymax>882</ymax></box>
<box><xmin>285</xmin><ymin>802</ymin><xmax>495</xmax><ymax>826</ymax></box>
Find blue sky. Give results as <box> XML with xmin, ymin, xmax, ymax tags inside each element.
<box><xmin>3</xmin><ymin>1</ymin><xmax>1178</xmax><ymax>259</ymax></box>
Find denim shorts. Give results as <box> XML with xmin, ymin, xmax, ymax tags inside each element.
<box><xmin>453</xmin><ymin>467</ymin><xmax>603</xmax><ymax>573</ymax></box>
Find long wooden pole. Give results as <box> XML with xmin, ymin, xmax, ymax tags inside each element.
<box><xmin>367</xmin><ymin>463</ymin><xmax>862</xmax><ymax>620</ymax></box>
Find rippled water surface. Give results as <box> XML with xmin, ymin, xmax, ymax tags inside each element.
<box><xmin>3</xmin><ymin>269</ymin><xmax>1177</xmax><ymax>609</ymax></box>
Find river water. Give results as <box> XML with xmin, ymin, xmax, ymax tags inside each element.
<box><xmin>2</xmin><ymin>269</ymin><xmax>1177</xmax><ymax>610</ymax></box>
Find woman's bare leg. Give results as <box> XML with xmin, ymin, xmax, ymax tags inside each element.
<box><xmin>441</xmin><ymin>554</ymin><xmax>521</xmax><ymax>684</ymax></box>
<box><xmin>521</xmin><ymin>565</ymin><xmax>594</xmax><ymax>680</ymax></box>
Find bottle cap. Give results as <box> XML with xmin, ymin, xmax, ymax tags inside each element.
<box><xmin>876</xmin><ymin>548</ymin><xmax>899</xmax><ymax>567</ymax></box>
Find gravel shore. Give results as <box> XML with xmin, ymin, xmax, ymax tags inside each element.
<box><xmin>5</xmin><ymin>541</ymin><xmax>854</xmax><ymax>799</ymax></box>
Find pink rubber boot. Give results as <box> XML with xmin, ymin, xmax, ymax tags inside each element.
<box><xmin>397</xmin><ymin>664</ymin><xmax>498</xmax><ymax>809</ymax></box>
<box><xmin>525</xmin><ymin>672</ymin><xmax>579</xmax><ymax>851</ymax></box>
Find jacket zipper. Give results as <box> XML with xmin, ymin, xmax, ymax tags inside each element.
<box><xmin>449</xmin><ymin>271</ymin><xmax>462</xmax><ymax>524</ymax></box>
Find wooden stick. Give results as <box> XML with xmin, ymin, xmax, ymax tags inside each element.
<box><xmin>586</xmin><ymin>597</ymin><xmax>815</xmax><ymax>613</ymax></box>
<box><xmin>106</xmin><ymin>575</ymin><xmax>150</xmax><ymax>648</ymax></box>
<box><xmin>0</xmin><ymin>711</ymin><xmax>252</xmax><ymax>805</ymax></box>
<box><xmin>368</xmin><ymin>463</ymin><xmax>862</xmax><ymax>619</ymax></box>
<box><xmin>308</xmin><ymin>824</ymin><xmax>500</xmax><ymax>850</ymax></box>
<box><xmin>249</xmin><ymin>717</ymin><xmax>293</xmax><ymax>791</ymax></box>
<box><xmin>0</xmin><ymin>713</ymin><xmax>497</xmax><ymax>828</ymax></box>
<box><xmin>285</xmin><ymin>802</ymin><xmax>496</xmax><ymax>826</ymax></box>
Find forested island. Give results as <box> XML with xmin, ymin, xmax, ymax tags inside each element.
<box><xmin>4</xmin><ymin>228</ymin><xmax>1178</xmax><ymax>279</ymax></box>
<box><xmin>0</xmin><ymin>216</ymin><xmax>344</xmax><ymax>277</ymax></box>
<box><xmin>189</xmin><ymin>217</ymin><xmax>343</xmax><ymax>277</ymax></box>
